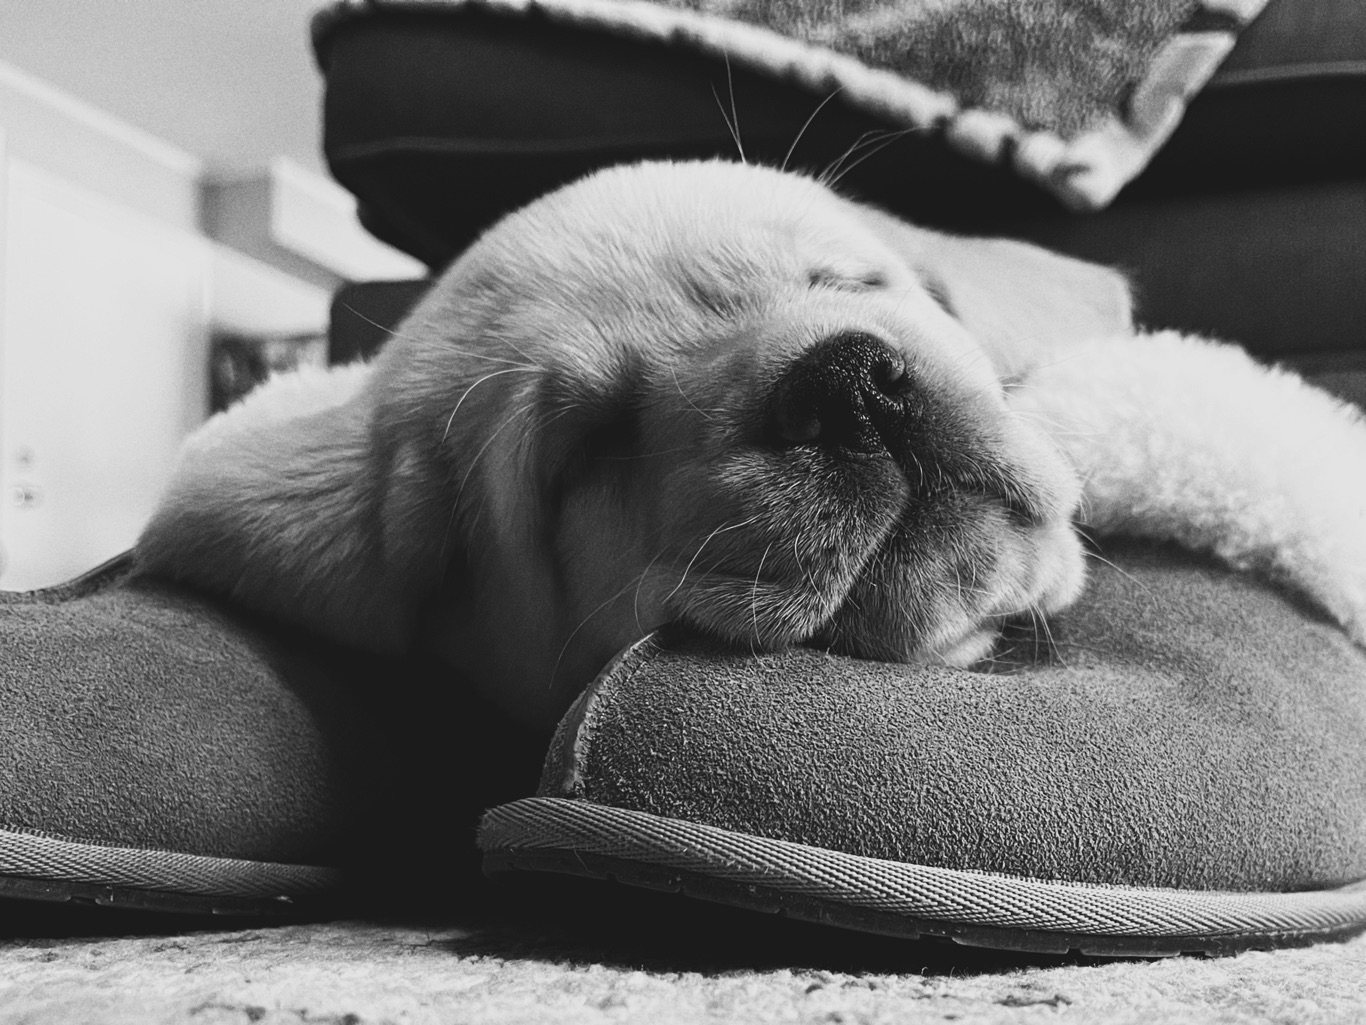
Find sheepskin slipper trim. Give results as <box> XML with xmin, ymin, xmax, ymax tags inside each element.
<box><xmin>0</xmin><ymin>555</ymin><xmax>362</xmax><ymax>916</ymax></box>
<box><xmin>318</xmin><ymin>0</ymin><xmax>1270</xmax><ymax>209</ymax></box>
<box><xmin>479</xmin><ymin>540</ymin><xmax>1366</xmax><ymax>955</ymax></box>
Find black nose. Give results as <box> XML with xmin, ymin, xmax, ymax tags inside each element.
<box><xmin>768</xmin><ymin>331</ymin><xmax>914</xmax><ymax>452</ymax></box>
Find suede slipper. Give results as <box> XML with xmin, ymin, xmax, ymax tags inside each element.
<box><xmin>480</xmin><ymin>540</ymin><xmax>1366</xmax><ymax>956</ymax></box>
<box><xmin>0</xmin><ymin>555</ymin><xmax>371</xmax><ymax>917</ymax></box>
<box><xmin>1</xmin><ymin>555</ymin><xmax>553</xmax><ymax>920</ymax></box>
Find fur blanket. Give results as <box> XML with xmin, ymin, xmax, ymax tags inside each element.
<box><xmin>663</xmin><ymin>0</ymin><xmax>1201</xmax><ymax>137</ymax></box>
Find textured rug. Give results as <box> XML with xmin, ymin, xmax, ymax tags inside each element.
<box><xmin>3</xmin><ymin>884</ymin><xmax>1365</xmax><ymax>1024</ymax></box>
<box><xmin>2</xmin><ymin>916</ymin><xmax>1364</xmax><ymax>1024</ymax></box>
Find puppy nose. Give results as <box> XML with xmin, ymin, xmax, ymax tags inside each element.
<box><xmin>768</xmin><ymin>331</ymin><xmax>911</xmax><ymax>451</ymax></box>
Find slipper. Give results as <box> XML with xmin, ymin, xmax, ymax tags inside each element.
<box><xmin>479</xmin><ymin>540</ymin><xmax>1366</xmax><ymax>956</ymax></box>
<box><xmin>1</xmin><ymin>553</ymin><xmax>553</xmax><ymax>919</ymax></box>
<box><xmin>0</xmin><ymin>555</ymin><xmax>364</xmax><ymax>917</ymax></box>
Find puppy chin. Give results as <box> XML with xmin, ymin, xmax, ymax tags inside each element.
<box><xmin>921</xmin><ymin>625</ymin><xmax>1001</xmax><ymax>668</ymax></box>
<box><xmin>943</xmin><ymin>518</ymin><xmax>1088</xmax><ymax>665</ymax></box>
<box><xmin>811</xmin><ymin>502</ymin><xmax>1088</xmax><ymax>669</ymax></box>
<box><xmin>1028</xmin><ymin>517</ymin><xmax>1089</xmax><ymax>615</ymax></box>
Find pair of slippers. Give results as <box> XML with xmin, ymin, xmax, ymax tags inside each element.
<box><xmin>4</xmin><ymin>0</ymin><xmax>1363</xmax><ymax>961</ymax></box>
<box><xmin>4</xmin><ymin>539</ymin><xmax>1366</xmax><ymax>956</ymax></box>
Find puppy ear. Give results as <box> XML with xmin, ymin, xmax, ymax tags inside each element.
<box><xmin>850</xmin><ymin>204</ymin><xmax>1133</xmax><ymax>381</ymax></box>
<box><xmin>135</xmin><ymin>365</ymin><xmax>451</xmax><ymax>654</ymax></box>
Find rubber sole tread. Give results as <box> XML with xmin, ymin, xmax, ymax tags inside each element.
<box><xmin>479</xmin><ymin>797</ymin><xmax>1366</xmax><ymax>958</ymax></box>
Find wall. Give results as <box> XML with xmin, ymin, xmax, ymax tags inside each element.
<box><xmin>0</xmin><ymin>0</ymin><xmax>327</xmax><ymax>177</ymax></box>
<box><xmin>0</xmin><ymin>62</ymin><xmax>363</xmax><ymax>589</ymax></box>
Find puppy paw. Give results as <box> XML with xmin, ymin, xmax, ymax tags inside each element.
<box><xmin>1009</xmin><ymin>331</ymin><xmax>1366</xmax><ymax>647</ymax></box>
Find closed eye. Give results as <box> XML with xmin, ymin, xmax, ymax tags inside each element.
<box><xmin>807</xmin><ymin>268</ymin><xmax>888</xmax><ymax>291</ymax></box>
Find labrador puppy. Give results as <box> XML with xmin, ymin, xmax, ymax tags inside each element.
<box><xmin>137</xmin><ymin>160</ymin><xmax>1135</xmax><ymax>730</ymax></box>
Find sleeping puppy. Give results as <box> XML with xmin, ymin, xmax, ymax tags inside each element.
<box><xmin>135</xmin><ymin>160</ymin><xmax>1149</xmax><ymax>729</ymax></box>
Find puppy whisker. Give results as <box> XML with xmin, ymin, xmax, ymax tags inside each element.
<box><xmin>950</xmin><ymin>343</ymin><xmax>999</xmax><ymax>380</ymax></box>
<box><xmin>825</xmin><ymin>131</ymin><xmax>910</xmax><ymax>186</ymax></box>
<box><xmin>550</xmin><ymin>568</ymin><xmax>658</xmax><ymax>694</ymax></box>
<box><xmin>711</xmin><ymin>55</ymin><xmax>747</xmax><ymax>164</ymax></box>
<box><xmin>750</xmin><ymin>541</ymin><xmax>777</xmax><ymax>656</ymax></box>
<box><xmin>820</xmin><ymin>127</ymin><xmax>921</xmax><ymax>187</ymax></box>
<box><xmin>793</xmin><ymin>533</ymin><xmax>821</xmax><ymax>597</ymax></box>
<box><xmin>816</xmin><ymin>128</ymin><xmax>887</xmax><ymax>186</ymax></box>
<box><xmin>517</xmin><ymin>406</ymin><xmax>573</xmax><ymax>450</ymax></box>
<box><xmin>451</xmin><ymin>401</ymin><xmax>537</xmax><ymax>519</ymax></box>
<box><xmin>1075</xmin><ymin>535</ymin><xmax>1153</xmax><ymax>597</ymax></box>
<box><xmin>664</xmin><ymin>516</ymin><xmax>764</xmax><ymax>609</ymax></box>
<box><xmin>1028</xmin><ymin>600</ymin><xmax>1068</xmax><ymax>669</ymax></box>
<box><xmin>670</xmin><ymin>366</ymin><xmax>717</xmax><ymax>423</ymax></box>
<box><xmin>442</xmin><ymin>367</ymin><xmax>539</xmax><ymax>443</ymax></box>
<box><xmin>438</xmin><ymin>401</ymin><xmax>538</xmax><ymax>565</ymax></box>
<box><xmin>340</xmin><ymin>302</ymin><xmax>413</xmax><ymax>348</ymax></box>
<box><xmin>782</xmin><ymin>88</ymin><xmax>843</xmax><ymax>173</ymax></box>
<box><xmin>342</xmin><ymin>305</ymin><xmax>546</xmax><ymax>374</ymax></box>
<box><xmin>633</xmin><ymin>551</ymin><xmax>669</xmax><ymax>635</ymax></box>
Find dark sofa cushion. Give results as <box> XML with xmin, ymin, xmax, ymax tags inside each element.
<box><xmin>313</xmin><ymin>0</ymin><xmax>1365</xmax><ymax>368</ymax></box>
<box><xmin>1140</xmin><ymin>0</ymin><xmax>1366</xmax><ymax>196</ymax></box>
<box><xmin>313</xmin><ymin>0</ymin><xmax>1365</xmax><ymax>259</ymax></box>
<box><xmin>1018</xmin><ymin>0</ymin><xmax>1366</xmax><ymax>359</ymax></box>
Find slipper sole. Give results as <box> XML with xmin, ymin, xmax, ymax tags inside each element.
<box><xmin>479</xmin><ymin>796</ymin><xmax>1366</xmax><ymax>957</ymax></box>
<box><xmin>0</xmin><ymin>824</ymin><xmax>341</xmax><ymax>917</ymax></box>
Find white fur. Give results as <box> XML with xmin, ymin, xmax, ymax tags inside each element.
<box><xmin>136</xmin><ymin>160</ymin><xmax>1365</xmax><ymax>729</ymax></box>
<box><xmin>191</xmin><ymin>332</ymin><xmax>1366</xmax><ymax>648</ymax></box>
<box><xmin>1010</xmin><ymin>332</ymin><xmax>1366</xmax><ymax>644</ymax></box>
<box><xmin>177</xmin><ymin>362</ymin><xmax>370</xmax><ymax>459</ymax></box>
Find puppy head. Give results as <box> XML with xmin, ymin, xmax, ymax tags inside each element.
<box><xmin>139</xmin><ymin>160</ymin><xmax>1131</xmax><ymax>730</ymax></box>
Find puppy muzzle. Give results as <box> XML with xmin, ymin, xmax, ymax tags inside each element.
<box><xmin>767</xmin><ymin>330</ymin><xmax>1057</xmax><ymax>524</ymax></box>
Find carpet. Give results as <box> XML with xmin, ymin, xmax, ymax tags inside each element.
<box><xmin>3</xmin><ymin>881</ymin><xmax>1365</xmax><ymax>1024</ymax></box>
